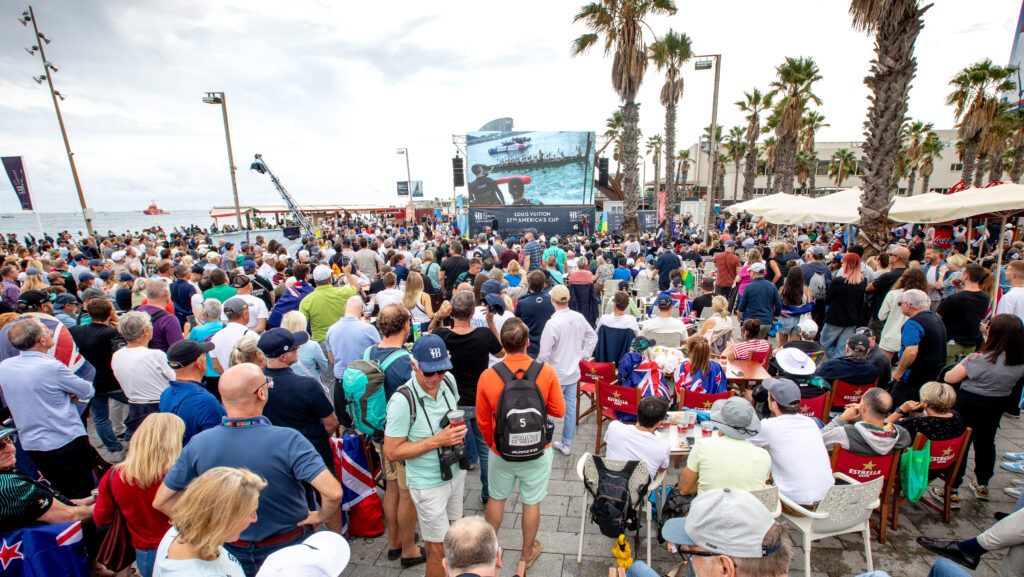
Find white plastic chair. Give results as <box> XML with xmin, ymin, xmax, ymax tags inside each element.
<box><xmin>779</xmin><ymin>473</ymin><xmax>883</xmax><ymax>576</ymax></box>
<box><xmin>601</xmin><ymin>279</ymin><xmax>621</xmax><ymax>315</ymax></box>
<box><xmin>576</xmin><ymin>452</ymin><xmax>667</xmax><ymax>566</ymax></box>
<box><xmin>647</xmin><ymin>330</ymin><xmax>683</xmax><ymax>349</ymax></box>
<box><xmin>748</xmin><ymin>485</ymin><xmax>782</xmax><ymax>518</ymax></box>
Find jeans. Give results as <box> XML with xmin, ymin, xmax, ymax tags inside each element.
<box><xmin>134</xmin><ymin>548</ymin><xmax>156</xmax><ymax>577</ymax></box>
<box><xmin>459</xmin><ymin>405</ymin><xmax>489</xmax><ymax>500</ymax></box>
<box><xmin>224</xmin><ymin>530</ymin><xmax>306</xmax><ymax>577</ymax></box>
<box><xmin>820</xmin><ymin>324</ymin><xmax>854</xmax><ymax>360</ymax></box>
<box><xmin>561</xmin><ymin>382</ymin><xmax>577</xmax><ymax>445</ymax></box>
<box><xmin>927</xmin><ymin>558</ymin><xmax>971</xmax><ymax>577</ymax></box>
<box><xmin>626</xmin><ymin>560</ymin><xmax>660</xmax><ymax>577</ymax></box>
<box><xmin>91</xmin><ymin>390</ymin><xmax>128</xmax><ymax>452</ymax></box>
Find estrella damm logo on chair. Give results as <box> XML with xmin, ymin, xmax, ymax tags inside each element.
<box><xmin>933</xmin><ymin>447</ymin><xmax>955</xmax><ymax>466</ymax></box>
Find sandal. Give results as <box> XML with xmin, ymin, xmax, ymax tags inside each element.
<box><xmin>522</xmin><ymin>540</ymin><xmax>542</xmax><ymax>569</ymax></box>
<box><xmin>387</xmin><ymin>547</ymin><xmax>401</xmax><ymax>561</ymax></box>
<box><xmin>400</xmin><ymin>546</ymin><xmax>427</xmax><ymax>568</ymax></box>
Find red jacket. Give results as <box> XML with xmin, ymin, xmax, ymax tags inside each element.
<box><xmin>93</xmin><ymin>468</ymin><xmax>171</xmax><ymax>550</ymax></box>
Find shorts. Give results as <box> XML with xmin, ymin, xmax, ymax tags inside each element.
<box><xmin>778</xmin><ymin>315</ymin><xmax>801</xmax><ymax>335</ymax></box>
<box><xmin>408</xmin><ymin>471</ymin><xmax>465</xmax><ymax>543</ymax></box>
<box><xmin>487</xmin><ymin>448</ymin><xmax>553</xmax><ymax>505</ymax></box>
<box><xmin>372</xmin><ymin>440</ymin><xmax>407</xmax><ymax>489</ymax></box>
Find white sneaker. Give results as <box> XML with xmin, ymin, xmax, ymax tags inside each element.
<box><xmin>552</xmin><ymin>441</ymin><xmax>571</xmax><ymax>455</ymax></box>
<box><xmin>1005</xmin><ymin>486</ymin><xmax>1022</xmax><ymax>498</ymax></box>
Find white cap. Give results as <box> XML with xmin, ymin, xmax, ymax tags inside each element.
<box><xmin>111</xmin><ymin>251</ymin><xmax>126</xmax><ymax>261</ymax></box>
<box><xmin>312</xmin><ymin>265</ymin><xmax>332</xmax><ymax>282</ymax></box>
<box><xmin>256</xmin><ymin>531</ymin><xmax>350</xmax><ymax>577</ymax></box>
<box><xmin>264</xmin><ymin>253</ymin><xmax>277</xmax><ymax>261</ymax></box>
<box><xmin>663</xmin><ymin>488</ymin><xmax>777</xmax><ymax>558</ymax></box>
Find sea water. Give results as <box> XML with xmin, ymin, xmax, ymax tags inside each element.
<box><xmin>0</xmin><ymin>209</ymin><xmax>220</xmax><ymax>238</ymax></box>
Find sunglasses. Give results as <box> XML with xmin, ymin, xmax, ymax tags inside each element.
<box><xmin>0</xmin><ymin>433</ymin><xmax>17</xmax><ymax>446</ymax></box>
<box><xmin>421</xmin><ymin>370</ymin><xmax>444</xmax><ymax>377</ymax></box>
<box><xmin>251</xmin><ymin>379</ymin><xmax>270</xmax><ymax>395</ymax></box>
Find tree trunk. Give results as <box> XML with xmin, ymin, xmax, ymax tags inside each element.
<box><xmin>621</xmin><ymin>102</ymin><xmax>641</xmax><ymax>233</ymax></box>
<box><xmin>732</xmin><ymin>158</ymin><xmax>741</xmax><ymax>200</ymax></box>
<box><xmin>857</xmin><ymin>1</ymin><xmax>929</xmax><ymax>257</ymax></box>
<box><xmin>907</xmin><ymin>166</ymin><xmax>917</xmax><ymax>197</ymax></box>
<box><xmin>742</xmin><ymin>120</ymin><xmax>759</xmax><ymax>200</ymax></box>
<box><xmin>989</xmin><ymin>154</ymin><xmax>1005</xmax><ymax>183</ymax></box>
<box><xmin>663</xmin><ymin>101</ymin><xmax>677</xmax><ymax>237</ymax></box>
<box><xmin>774</xmin><ymin>133</ymin><xmax>797</xmax><ymax>194</ymax></box>
<box><xmin>808</xmin><ymin>153</ymin><xmax>817</xmax><ymax>196</ymax></box>
<box><xmin>961</xmin><ymin>136</ymin><xmax>980</xmax><ymax>185</ymax></box>
<box><xmin>920</xmin><ymin>172</ymin><xmax>931</xmax><ymax>195</ymax></box>
<box><xmin>1011</xmin><ymin>147</ymin><xmax>1024</xmax><ymax>183</ymax></box>
<box><xmin>973</xmin><ymin>152</ymin><xmax>986</xmax><ymax>187</ymax></box>
<box><xmin>765</xmin><ymin>165</ymin><xmax>773</xmax><ymax>193</ymax></box>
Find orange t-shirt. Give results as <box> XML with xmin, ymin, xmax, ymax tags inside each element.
<box><xmin>475</xmin><ymin>353</ymin><xmax>566</xmax><ymax>452</ymax></box>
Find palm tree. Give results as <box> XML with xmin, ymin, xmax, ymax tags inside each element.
<box><xmin>767</xmin><ymin>57</ymin><xmax>822</xmax><ymax>194</ymax></box>
<box><xmin>1008</xmin><ymin>110</ymin><xmax>1024</xmax><ymax>183</ymax></box>
<box><xmin>703</xmin><ymin>124</ymin><xmax>724</xmax><ymax>201</ymax></box>
<box><xmin>676</xmin><ymin>149</ymin><xmax>692</xmax><ymax>191</ymax></box>
<box><xmin>736</xmin><ymin>88</ymin><xmax>773</xmax><ymax>200</ymax></box>
<box><xmin>829</xmin><ymin>148</ymin><xmax>857</xmax><ymax>187</ymax></box>
<box><xmin>800</xmin><ymin>110</ymin><xmax>829</xmax><ymax>195</ymax></box>
<box><xmin>980</xmin><ymin>105</ymin><xmax>1013</xmax><ymax>184</ymax></box>
<box><xmin>851</xmin><ymin>0</ymin><xmax>931</xmax><ymax>255</ymax></box>
<box><xmin>646</xmin><ymin>133</ymin><xmax>665</xmax><ymax>212</ymax></box>
<box><xmin>901</xmin><ymin>120</ymin><xmax>932</xmax><ymax>196</ymax></box>
<box><xmin>763</xmin><ymin>136</ymin><xmax>777</xmax><ymax>193</ymax></box>
<box><xmin>649</xmin><ymin>29</ymin><xmax>692</xmax><ymax>230</ymax></box>
<box><xmin>723</xmin><ymin>126</ymin><xmax>748</xmax><ymax>200</ymax></box>
<box><xmin>795</xmin><ymin>150</ymin><xmax>812</xmax><ymax>194</ymax></box>
<box><xmin>917</xmin><ymin>131</ymin><xmax>943</xmax><ymax>194</ymax></box>
<box><xmin>598</xmin><ymin>109</ymin><xmax>624</xmax><ymax>159</ymax></box>
<box><xmin>572</xmin><ymin>0</ymin><xmax>678</xmax><ymax>233</ymax></box>
<box><xmin>947</xmin><ymin>59</ymin><xmax>1016</xmax><ymax>186</ymax></box>
<box><xmin>716</xmin><ymin>152</ymin><xmax>729</xmax><ymax>200</ymax></box>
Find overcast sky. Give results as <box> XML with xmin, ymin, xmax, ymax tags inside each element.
<box><xmin>0</xmin><ymin>0</ymin><xmax>1021</xmax><ymax>213</ymax></box>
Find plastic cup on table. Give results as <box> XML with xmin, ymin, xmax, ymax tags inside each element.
<box><xmin>701</xmin><ymin>421</ymin><xmax>714</xmax><ymax>437</ymax></box>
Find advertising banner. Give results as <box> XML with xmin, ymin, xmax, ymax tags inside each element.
<box><xmin>639</xmin><ymin>210</ymin><xmax>659</xmax><ymax>232</ymax></box>
<box><xmin>397</xmin><ymin>181</ymin><xmax>408</xmax><ymax>196</ymax></box>
<box><xmin>398</xmin><ymin>181</ymin><xmax>423</xmax><ymax>197</ymax></box>
<box><xmin>658</xmin><ymin>191</ymin><xmax>666</xmax><ymax>221</ymax></box>
<box><xmin>606</xmin><ymin>213</ymin><xmax>624</xmax><ymax>233</ymax></box>
<box><xmin>468</xmin><ymin>206</ymin><xmax>595</xmax><ymax>237</ymax></box>
<box><xmin>2</xmin><ymin>156</ymin><xmax>32</xmax><ymax>210</ymax></box>
<box><xmin>465</xmin><ymin>131</ymin><xmax>596</xmax><ymax>206</ymax></box>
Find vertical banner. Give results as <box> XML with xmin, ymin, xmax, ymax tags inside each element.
<box><xmin>658</xmin><ymin>191</ymin><xmax>666</xmax><ymax>221</ymax></box>
<box><xmin>397</xmin><ymin>181</ymin><xmax>409</xmax><ymax>196</ymax></box>
<box><xmin>2</xmin><ymin>156</ymin><xmax>32</xmax><ymax>210</ymax></box>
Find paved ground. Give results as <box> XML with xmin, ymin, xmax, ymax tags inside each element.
<box><xmin>331</xmin><ymin>410</ymin><xmax>1024</xmax><ymax>577</ymax></box>
<box><xmin>87</xmin><ymin>398</ymin><xmax>1023</xmax><ymax>576</ymax></box>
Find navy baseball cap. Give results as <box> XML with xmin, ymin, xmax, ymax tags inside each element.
<box><xmin>53</xmin><ymin>293</ymin><xmax>77</xmax><ymax>309</ymax></box>
<box><xmin>411</xmin><ymin>334</ymin><xmax>453</xmax><ymax>373</ymax></box>
<box><xmin>257</xmin><ymin>328</ymin><xmax>309</xmax><ymax>359</ymax></box>
<box><xmin>88</xmin><ymin>259</ymin><xmax>103</xmax><ymax>267</ymax></box>
<box><xmin>119</xmin><ymin>272</ymin><xmax>133</xmax><ymax>282</ymax></box>
<box><xmin>242</xmin><ymin>259</ymin><xmax>257</xmax><ymax>272</ymax></box>
<box><xmin>167</xmin><ymin>340</ymin><xmax>215</xmax><ymax>368</ymax></box>
<box><xmin>73</xmin><ymin>254</ymin><xmax>89</xmax><ymax>262</ymax></box>
<box><xmin>480</xmin><ymin>279</ymin><xmax>504</xmax><ymax>296</ymax></box>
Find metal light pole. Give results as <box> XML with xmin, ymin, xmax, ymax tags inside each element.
<box><xmin>203</xmin><ymin>92</ymin><xmax>242</xmax><ymax>230</ymax></box>
<box><xmin>396</xmin><ymin>148</ymin><xmax>413</xmax><ymax>222</ymax></box>
<box><xmin>19</xmin><ymin>6</ymin><xmax>94</xmax><ymax>237</ymax></box>
<box><xmin>695</xmin><ymin>54</ymin><xmax>721</xmax><ymax>244</ymax></box>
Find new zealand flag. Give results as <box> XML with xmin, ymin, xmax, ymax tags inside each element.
<box><xmin>0</xmin><ymin>521</ymin><xmax>88</xmax><ymax>576</ymax></box>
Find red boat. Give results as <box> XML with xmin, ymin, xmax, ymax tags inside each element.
<box><xmin>143</xmin><ymin>202</ymin><xmax>169</xmax><ymax>215</ymax></box>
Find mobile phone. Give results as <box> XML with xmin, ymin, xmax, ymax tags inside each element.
<box><xmin>186</xmin><ymin>315</ymin><xmax>196</xmax><ymax>326</ymax></box>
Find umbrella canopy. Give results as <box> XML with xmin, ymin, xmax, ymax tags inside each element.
<box><xmin>759</xmin><ymin>188</ymin><xmax>864</xmax><ymax>225</ymax></box>
<box><xmin>729</xmin><ymin>193</ymin><xmax>799</xmax><ymax>216</ymax></box>
<box><xmin>889</xmin><ymin>184</ymin><xmax>1024</xmax><ymax>223</ymax></box>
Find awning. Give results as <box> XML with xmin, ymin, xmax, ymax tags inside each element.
<box><xmin>758</xmin><ymin>188</ymin><xmax>864</xmax><ymax>225</ymax></box>
<box><xmin>888</xmin><ymin>184</ymin><xmax>1024</xmax><ymax>222</ymax></box>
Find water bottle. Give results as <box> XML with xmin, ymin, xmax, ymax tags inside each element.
<box><xmin>413</xmin><ymin>323</ymin><xmax>421</xmax><ymax>341</ymax></box>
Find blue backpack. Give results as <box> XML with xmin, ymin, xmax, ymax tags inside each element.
<box><xmin>342</xmin><ymin>346</ymin><xmax>409</xmax><ymax>437</ymax></box>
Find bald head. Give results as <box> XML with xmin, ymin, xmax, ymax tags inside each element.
<box><xmin>444</xmin><ymin>516</ymin><xmax>499</xmax><ymax>575</ymax></box>
<box><xmin>344</xmin><ymin>296</ymin><xmax>365</xmax><ymax>318</ymax></box>
<box><xmin>218</xmin><ymin>363</ymin><xmax>267</xmax><ymax>417</ymax></box>
<box><xmin>890</xmin><ymin>246</ymin><xmax>910</xmax><ymax>265</ymax></box>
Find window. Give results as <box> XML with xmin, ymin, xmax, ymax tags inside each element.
<box><xmin>815</xmin><ymin>160</ymin><xmax>829</xmax><ymax>176</ymax></box>
<box><xmin>950</xmin><ymin>163</ymin><xmax>963</xmax><ymax>171</ymax></box>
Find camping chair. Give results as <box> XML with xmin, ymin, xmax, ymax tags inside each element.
<box><xmin>647</xmin><ymin>330</ymin><xmax>683</xmax><ymax>349</ymax></box>
<box><xmin>595</xmin><ymin>380</ymin><xmax>643</xmax><ymax>454</ymax></box>
<box><xmin>780</xmin><ymin>473</ymin><xmax>883</xmax><ymax>577</ymax></box>
<box><xmin>708</xmin><ymin>327</ymin><xmax>733</xmax><ymax>356</ymax></box>
<box><xmin>830</xmin><ymin>445</ymin><xmax>901</xmax><ymax>543</ymax></box>
<box><xmin>798</xmin><ymin>391</ymin><xmax>832</xmax><ymax>423</ymax></box>
<box><xmin>828</xmin><ymin>379</ymin><xmax>876</xmax><ymax>415</ymax></box>
<box><xmin>578</xmin><ymin>361</ymin><xmax>616</xmax><ymax>427</ymax></box>
<box><xmin>748</xmin><ymin>485</ymin><xmax>782</xmax><ymax>518</ymax></box>
<box><xmin>601</xmin><ymin>279</ymin><xmax>621</xmax><ymax>315</ymax></box>
<box><xmin>576</xmin><ymin>453</ymin><xmax>667</xmax><ymax>566</ymax></box>
<box><xmin>890</xmin><ymin>429</ymin><xmax>973</xmax><ymax>528</ymax></box>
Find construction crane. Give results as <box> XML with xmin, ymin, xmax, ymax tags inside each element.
<box><xmin>249</xmin><ymin>153</ymin><xmax>316</xmax><ymax>237</ymax></box>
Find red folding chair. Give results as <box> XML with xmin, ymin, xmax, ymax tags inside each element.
<box><xmin>594</xmin><ymin>380</ymin><xmax>642</xmax><ymax>454</ymax></box>
<box><xmin>828</xmin><ymin>379</ymin><xmax>876</xmax><ymax>413</ymax></box>
<box><xmin>891</xmin><ymin>429</ymin><xmax>973</xmax><ymax>528</ymax></box>
<box><xmin>578</xmin><ymin>361</ymin><xmax>616</xmax><ymax>427</ymax></box>
<box><xmin>679</xmin><ymin>389</ymin><xmax>730</xmax><ymax>411</ymax></box>
<box><xmin>830</xmin><ymin>445</ymin><xmax>901</xmax><ymax>543</ymax></box>
<box><xmin>798</xmin><ymin>391</ymin><xmax>832</xmax><ymax>423</ymax></box>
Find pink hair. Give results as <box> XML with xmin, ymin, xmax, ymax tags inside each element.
<box><xmin>842</xmin><ymin>253</ymin><xmax>863</xmax><ymax>285</ymax></box>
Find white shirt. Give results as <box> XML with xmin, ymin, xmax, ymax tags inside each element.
<box><xmin>220</xmin><ymin>294</ymin><xmax>268</xmax><ymax>331</ymax></box>
<box><xmin>471</xmin><ymin>306</ymin><xmax>514</xmax><ymax>366</ymax></box>
<box><xmin>257</xmin><ymin>263</ymin><xmax>276</xmax><ymax>281</ymax></box>
<box><xmin>596</xmin><ymin>313</ymin><xmax>640</xmax><ymax>335</ymax></box>
<box><xmin>748</xmin><ymin>414</ymin><xmax>835</xmax><ymax>504</ymax></box>
<box><xmin>641</xmin><ymin>316</ymin><xmax>689</xmax><ymax>338</ymax></box>
<box><xmin>374</xmin><ymin>288</ymin><xmax>404</xmax><ymax>311</ymax></box>
<box><xmin>210</xmin><ymin>322</ymin><xmax>253</xmax><ymax>372</ymax></box>
<box><xmin>997</xmin><ymin>286</ymin><xmax>1024</xmax><ymax>323</ymax></box>
<box><xmin>153</xmin><ymin>527</ymin><xmax>245</xmax><ymax>577</ymax></box>
<box><xmin>604</xmin><ymin>420</ymin><xmax>670</xmax><ymax>481</ymax></box>
<box><xmin>110</xmin><ymin>347</ymin><xmax>175</xmax><ymax>403</ymax></box>
<box><xmin>537</xmin><ymin>308</ymin><xmax>598</xmax><ymax>387</ymax></box>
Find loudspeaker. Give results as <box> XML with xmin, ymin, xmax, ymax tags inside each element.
<box><xmin>452</xmin><ymin>157</ymin><xmax>465</xmax><ymax>187</ymax></box>
<box><xmin>598</xmin><ymin>157</ymin><xmax>609</xmax><ymax>187</ymax></box>
<box><xmin>282</xmin><ymin>226</ymin><xmax>301</xmax><ymax>240</ymax></box>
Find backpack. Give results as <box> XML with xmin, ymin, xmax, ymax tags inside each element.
<box><xmin>112</xmin><ymin>307</ymin><xmax>170</xmax><ymax>352</ymax></box>
<box><xmin>809</xmin><ymin>270</ymin><xmax>827</xmax><ymax>300</ymax></box>
<box><xmin>585</xmin><ymin>456</ymin><xmax>649</xmax><ymax>539</ymax></box>
<box><xmin>342</xmin><ymin>346</ymin><xmax>410</xmax><ymax>437</ymax></box>
<box><xmin>491</xmin><ymin>361</ymin><xmax>552</xmax><ymax>462</ymax></box>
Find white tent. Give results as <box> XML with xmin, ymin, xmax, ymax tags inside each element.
<box><xmin>889</xmin><ymin>184</ymin><xmax>1024</xmax><ymax>222</ymax></box>
<box><xmin>729</xmin><ymin>193</ymin><xmax>799</xmax><ymax>216</ymax></box>
<box><xmin>758</xmin><ymin>188</ymin><xmax>864</xmax><ymax>225</ymax></box>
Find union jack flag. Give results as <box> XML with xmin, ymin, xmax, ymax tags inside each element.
<box><xmin>648</xmin><ymin>290</ymin><xmax>692</xmax><ymax>318</ymax></box>
<box><xmin>330</xmin><ymin>434</ymin><xmax>383</xmax><ymax>538</ymax></box>
<box><xmin>0</xmin><ymin>314</ymin><xmax>94</xmax><ymax>382</ymax></box>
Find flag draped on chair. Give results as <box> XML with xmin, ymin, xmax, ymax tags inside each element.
<box><xmin>0</xmin><ymin>521</ymin><xmax>88</xmax><ymax>577</ymax></box>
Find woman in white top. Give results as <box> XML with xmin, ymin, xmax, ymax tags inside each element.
<box><xmin>698</xmin><ymin>295</ymin><xmax>733</xmax><ymax>342</ymax></box>
<box><xmin>153</xmin><ymin>467</ymin><xmax>266</xmax><ymax>577</ymax></box>
<box><xmin>110</xmin><ymin>311</ymin><xmax>175</xmax><ymax>439</ymax></box>
<box><xmin>402</xmin><ymin>272</ymin><xmax>434</xmax><ymax>336</ymax></box>
<box><xmin>877</xmin><ymin>268</ymin><xmax>927</xmax><ymax>359</ymax></box>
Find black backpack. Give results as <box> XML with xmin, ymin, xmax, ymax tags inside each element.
<box><xmin>492</xmin><ymin>361</ymin><xmax>551</xmax><ymax>462</ymax></box>
<box><xmin>585</xmin><ymin>456</ymin><xmax>648</xmax><ymax>539</ymax></box>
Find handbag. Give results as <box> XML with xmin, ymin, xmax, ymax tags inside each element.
<box><xmin>96</xmin><ymin>472</ymin><xmax>136</xmax><ymax>571</ymax></box>
<box><xmin>899</xmin><ymin>439</ymin><xmax>931</xmax><ymax>503</ymax></box>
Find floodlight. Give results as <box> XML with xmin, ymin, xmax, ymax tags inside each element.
<box><xmin>202</xmin><ymin>92</ymin><xmax>222</xmax><ymax>104</ymax></box>
<box><xmin>17</xmin><ymin>10</ymin><xmax>30</xmax><ymax>26</ymax></box>
<box><xmin>33</xmin><ymin>75</ymin><xmax>46</xmax><ymax>84</ymax></box>
<box><xmin>695</xmin><ymin>60</ymin><xmax>713</xmax><ymax>71</ymax></box>
<box><xmin>24</xmin><ymin>46</ymin><xmax>37</xmax><ymax>55</ymax></box>
<box><xmin>396</xmin><ymin>148</ymin><xmax>406</xmax><ymax>155</ymax></box>
<box><xmin>37</xmin><ymin>32</ymin><xmax>50</xmax><ymax>44</ymax></box>
<box><xmin>54</xmin><ymin>90</ymin><xmax>64</xmax><ymax>101</ymax></box>
<box><xmin>44</xmin><ymin>61</ymin><xmax>57</xmax><ymax>72</ymax></box>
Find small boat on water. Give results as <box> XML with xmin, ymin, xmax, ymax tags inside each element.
<box><xmin>143</xmin><ymin>202</ymin><xmax>169</xmax><ymax>215</ymax></box>
<box><xmin>488</xmin><ymin>143</ymin><xmax>530</xmax><ymax>155</ymax></box>
<box><xmin>500</xmin><ymin>137</ymin><xmax>532</xmax><ymax>145</ymax></box>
